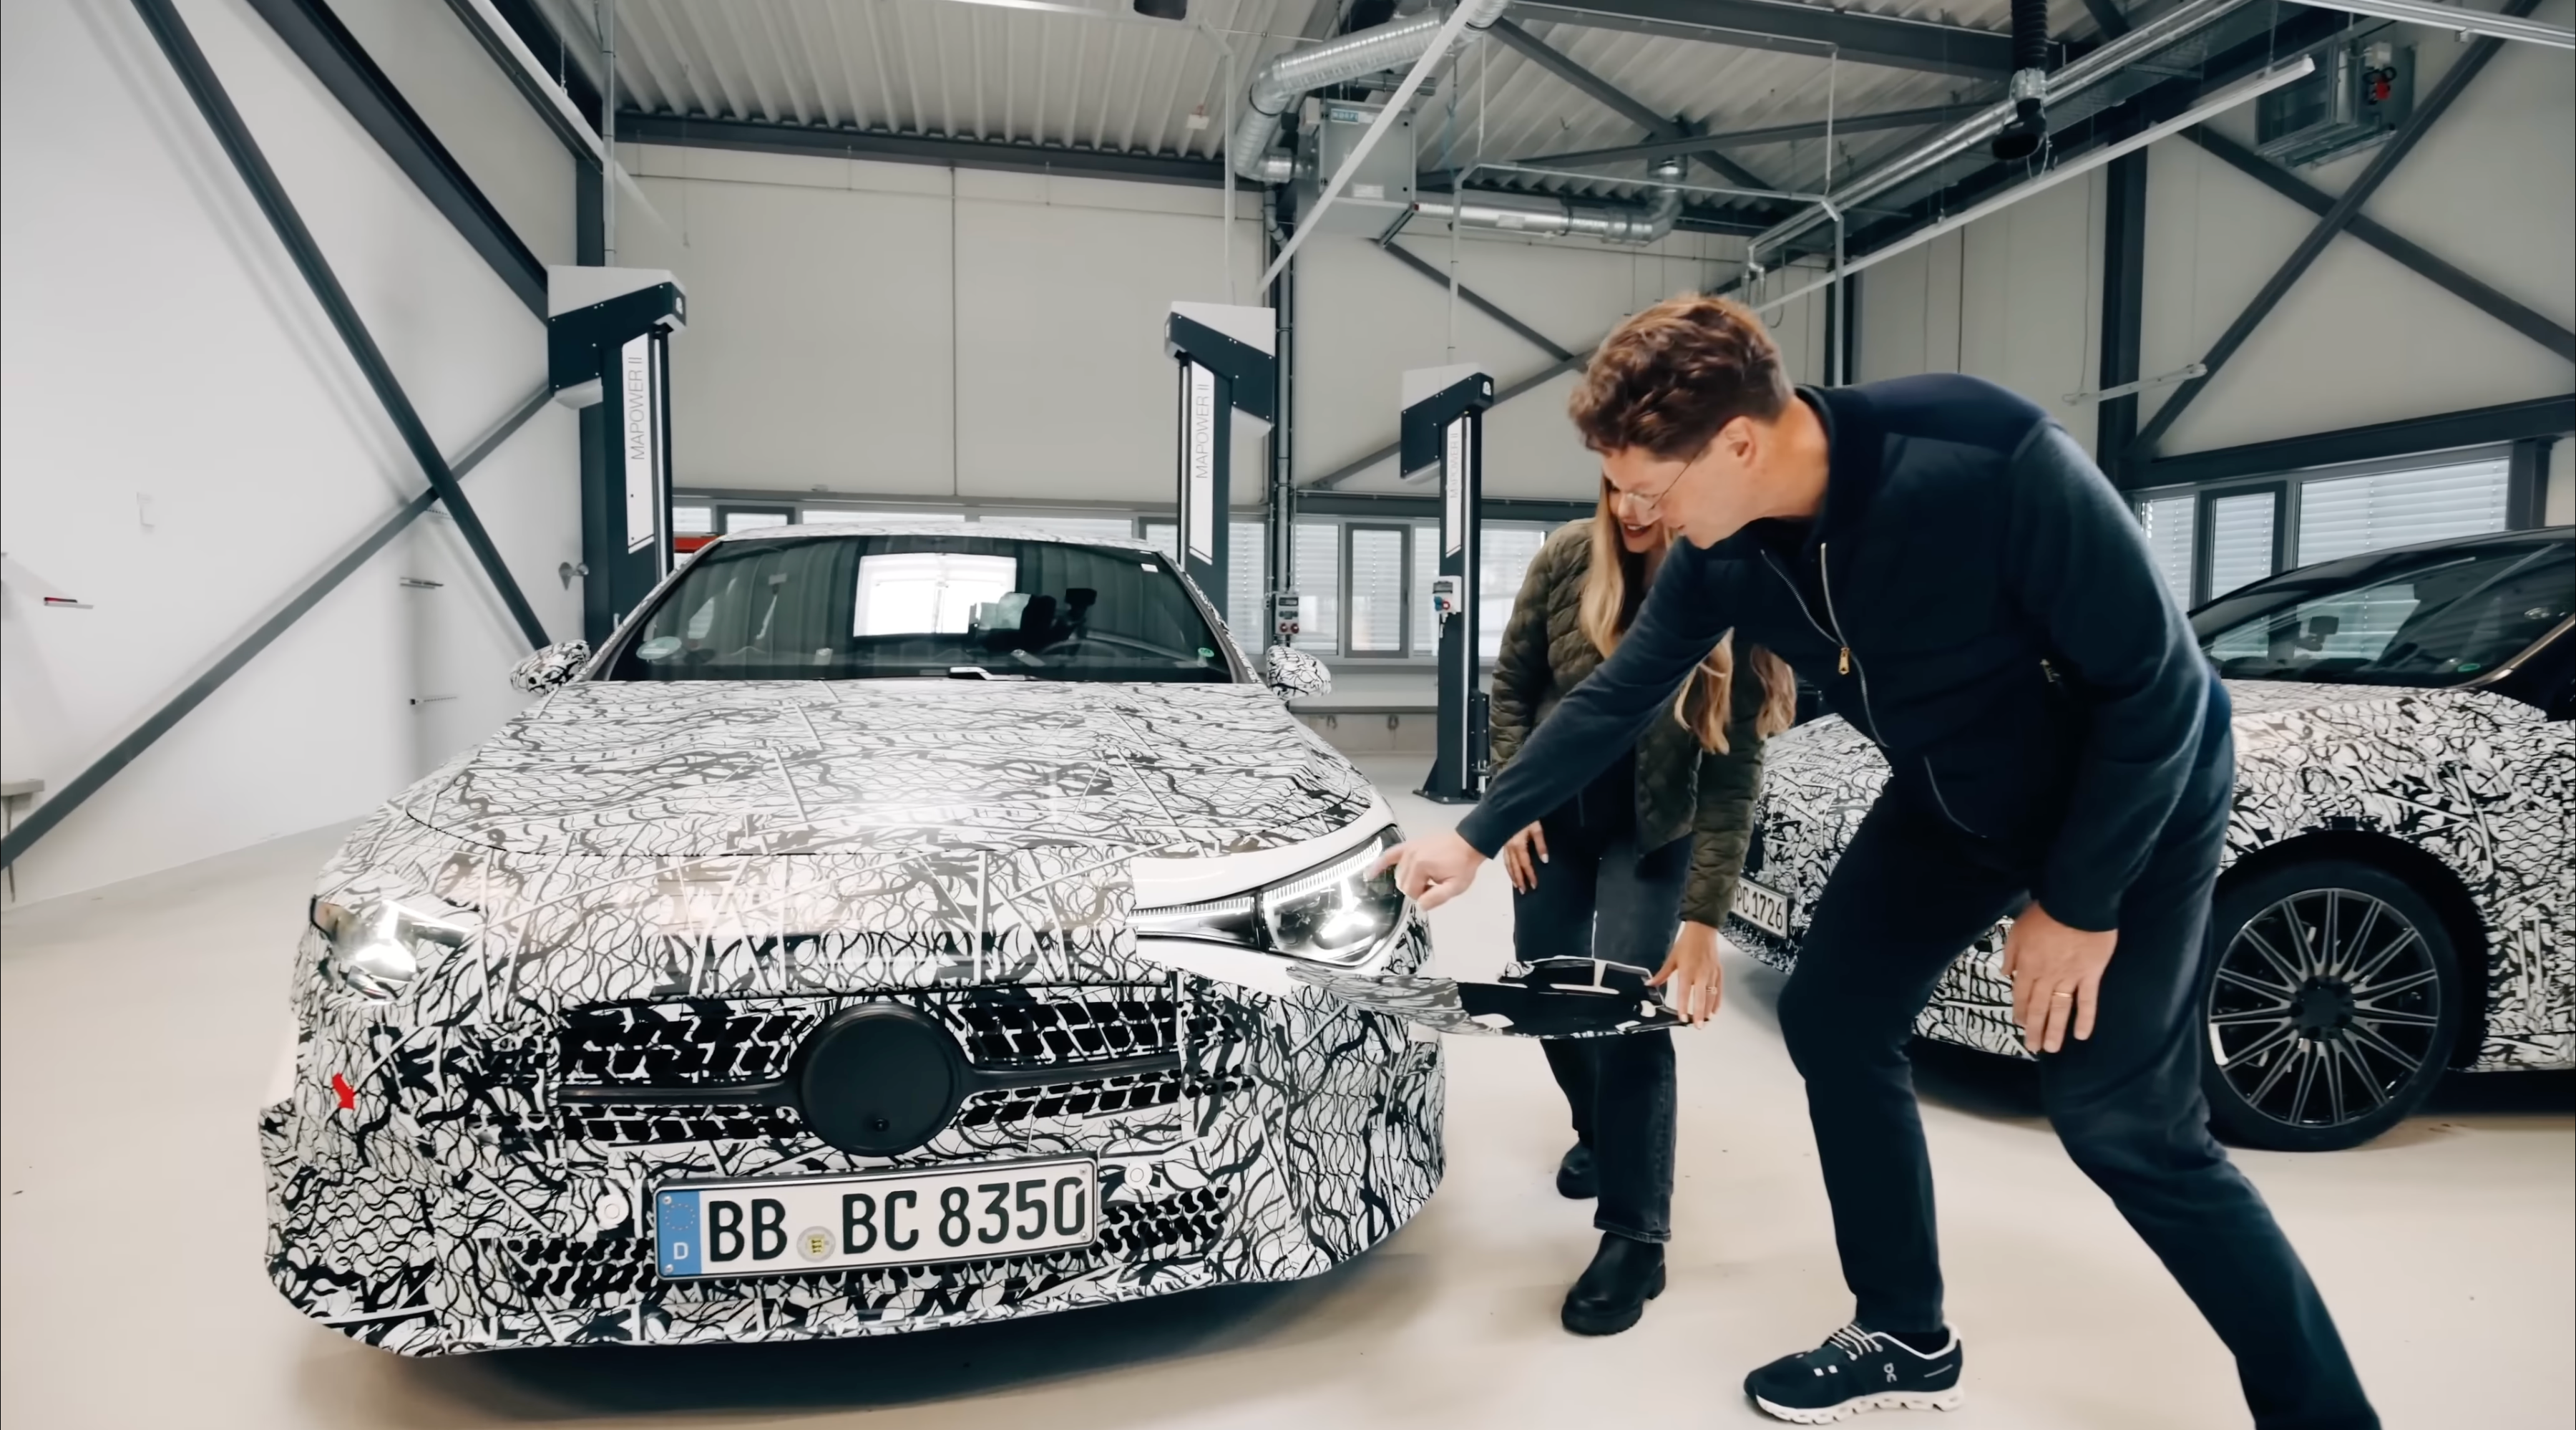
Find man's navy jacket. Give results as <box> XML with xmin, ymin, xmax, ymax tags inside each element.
<box><xmin>1454</xmin><ymin>373</ymin><xmax>2223</xmax><ymax>933</ymax></box>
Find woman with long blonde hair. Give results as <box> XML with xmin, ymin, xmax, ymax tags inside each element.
<box><xmin>1488</xmin><ymin>474</ymin><xmax>1795</xmax><ymax>1337</ymax></box>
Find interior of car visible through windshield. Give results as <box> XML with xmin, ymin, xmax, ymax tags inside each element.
<box><xmin>2194</xmin><ymin>538</ymin><xmax>2574</xmax><ymax>687</ymax></box>
<box><xmin>602</xmin><ymin>533</ymin><xmax>1236</xmax><ymax>683</ymax></box>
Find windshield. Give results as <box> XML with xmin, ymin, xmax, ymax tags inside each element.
<box><xmin>2191</xmin><ymin>538</ymin><xmax>2572</xmax><ymax>686</ymax></box>
<box><xmin>604</xmin><ymin>533</ymin><xmax>1236</xmax><ymax>683</ymax></box>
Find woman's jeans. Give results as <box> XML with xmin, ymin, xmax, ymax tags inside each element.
<box><xmin>1511</xmin><ymin>798</ymin><xmax>1689</xmax><ymax>1245</ymax></box>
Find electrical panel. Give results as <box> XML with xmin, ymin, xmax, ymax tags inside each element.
<box><xmin>2257</xmin><ymin>35</ymin><xmax>2412</xmax><ymax>170</ymax></box>
<box><xmin>1290</xmin><ymin>97</ymin><xmax>1417</xmax><ymax>236</ymax></box>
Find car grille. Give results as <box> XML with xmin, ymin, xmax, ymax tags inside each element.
<box><xmin>558</xmin><ymin>1103</ymin><xmax>806</xmax><ymax>1145</ymax></box>
<box><xmin>554</xmin><ymin>986</ymin><xmax>1203</xmax><ymax>1145</ymax></box>
<box><xmin>558</xmin><ymin>1001</ymin><xmax>815</xmax><ymax>1086</ymax></box>
<box><xmin>957</xmin><ymin>1069</ymin><xmax>1245</xmax><ymax>1129</ymax></box>
<box><xmin>924</xmin><ymin>988</ymin><xmax>1190</xmax><ymax>1067</ymax></box>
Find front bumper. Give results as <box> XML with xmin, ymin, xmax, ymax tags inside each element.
<box><xmin>263</xmin><ymin>933</ymin><xmax>1443</xmax><ymax>1354</ymax></box>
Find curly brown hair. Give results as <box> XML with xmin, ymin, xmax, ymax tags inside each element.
<box><xmin>1568</xmin><ymin>294</ymin><xmax>1791</xmax><ymax>459</ymax></box>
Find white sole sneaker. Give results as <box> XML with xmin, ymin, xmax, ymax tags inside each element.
<box><xmin>1750</xmin><ymin>1388</ymin><xmax>1966</xmax><ymax>1424</ymax></box>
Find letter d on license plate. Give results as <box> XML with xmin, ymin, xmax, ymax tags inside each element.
<box><xmin>656</xmin><ymin>1157</ymin><xmax>1096</xmax><ymax>1279</ymax></box>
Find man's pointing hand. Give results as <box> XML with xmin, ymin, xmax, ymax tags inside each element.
<box><xmin>1370</xmin><ymin>830</ymin><xmax>1488</xmax><ymax>911</ymax></box>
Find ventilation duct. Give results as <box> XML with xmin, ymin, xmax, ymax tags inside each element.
<box><xmin>1410</xmin><ymin>160</ymin><xmax>1687</xmax><ymax>243</ymax></box>
<box><xmin>1235</xmin><ymin>0</ymin><xmax>1683</xmax><ymax>245</ymax></box>
<box><xmin>1228</xmin><ymin>0</ymin><xmax>1511</xmax><ymax>185</ymax></box>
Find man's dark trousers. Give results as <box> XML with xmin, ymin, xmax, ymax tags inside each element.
<box><xmin>1775</xmin><ymin>701</ymin><xmax>2378</xmax><ymax>1430</ymax></box>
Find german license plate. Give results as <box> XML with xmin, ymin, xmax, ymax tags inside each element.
<box><xmin>1735</xmin><ymin>878</ymin><xmax>1791</xmax><ymax>938</ymax></box>
<box><xmin>655</xmin><ymin>1157</ymin><xmax>1096</xmax><ymax>1279</ymax></box>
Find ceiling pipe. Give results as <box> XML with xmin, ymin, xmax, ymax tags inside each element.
<box><xmin>1745</xmin><ymin>57</ymin><xmax>2316</xmax><ymax>316</ymax></box>
<box><xmin>1231</xmin><ymin>0</ymin><xmax>1686</xmax><ymax>244</ymax></box>
<box><xmin>1228</xmin><ymin>0</ymin><xmax>1512</xmax><ymax>185</ymax></box>
<box><xmin>1413</xmin><ymin>157</ymin><xmax>1689</xmax><ymax>242</ymax></box>
<box><xmin>2296</xmin><ymin>0</ymin><xmax>2573</xmax><ymax>48</ymax></box>
<box><xmin>1755</xmin><ymin>0</ymin><xmax>2258</xmax><ymax>255</ymax></box>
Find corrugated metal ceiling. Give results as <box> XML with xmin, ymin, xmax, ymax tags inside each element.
<box><xmin>556</xmin><ymin>0</ymin><xmax>2125</xmax><ymax>213</ymax></box>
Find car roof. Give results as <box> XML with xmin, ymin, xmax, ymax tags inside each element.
<box><xmin>708</xmin><ymin>520</ymin><xmax>1163</xmax><ymax>554</ymax></box>
<box><xmin>2190</xmin><ymin>522</ymin><xmax>2570</xmax><ymax>615</ymax></box>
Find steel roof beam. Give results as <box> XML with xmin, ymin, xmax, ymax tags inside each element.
<box><xmin>2132</xmin><ymin>0</ymin><xmax>2541</xmax><ymax>456</ymax></box>
<box><xmin>0</xmin><ymin>389</ymin><xmax>549</xmax><ymax>870</ymax></box>
<box><xmin>618</xmin><ymin>112</ymin><xmax>1229</xmax><ymax>186</ymax></box>
<box><xmin>130</xmin><ymin>0</ymin><xmax>554</xmax><ymax>652</ymax></box>
<box><xmin>2182</xmin><ymin>126</ymin><xmax>2575</xmax><ymax>363</ymax></box>
<box><xmin>1513</xmin><ymin>0</ymin><xmax>2013</xmax><ymax>77</ymax></box>
<box><xmin>244</xmin><ymin>0</ymin><xmax>547</xmax><ymax>317</ymax></box>
<box><xmin>2127</xmin><ymin>394</ymin><xmax>2575</xmax><ymax>490</ymax></box>
<box><xmin>1482</xmin><ymin>19</ymin><xmax>1779</xmax><ymax>198</ymax></box>
<box><xmin>1488</xmin><ymin>16</ymin><xmax>1676</xmax><ymax>135</ymax></box>
<box><xmin>1511</xmin><ymin>103</ymin><xmax>1991</xmax><ymax>169</ymax></box>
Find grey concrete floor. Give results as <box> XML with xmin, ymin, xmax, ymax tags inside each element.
<box><xmin>4</xmin><ymin>757</ymin><xmax>2570</xmax><ymax>1429</ymax></box>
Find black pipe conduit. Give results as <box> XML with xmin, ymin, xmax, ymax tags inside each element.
<box><xmin>1993</xmin><ymin>0</ymin><xmax>2051</xmax><ymax>160</ymax></box>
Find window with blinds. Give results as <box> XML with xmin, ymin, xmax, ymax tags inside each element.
<box><xmin>1140</xmin><ymin>520</ymin><xmax>1268</xmax><ymax>638</ymax></box>
<box><xmin>2137</xmin><ymin>495</ymin><xmax>2195</xmax><ymax>609</ymax></box>
<box><xmin>1294</xmin><ymin>520</ymin><xmax>1340</xmax><ymax>655</ymax></box>
<box><xmin>1413</xmin><ymin>521</ymin><xmax>1442</xmax><ymax>656</ymax></box>
<box><xmin>2206</xmin><ymin>492</ymin><xmax>2277</xmax><ymax>599</ymax></box>
<box><xmin>1479</xmin><ymin>524</ymin><xmax>1554</xmax><ymax>661</ymax></box>
<box><xmin>1345</xmin><ymin>526</ymin><xmax>1409</xmax><ymax>655</ymax></box>
<box><xmin>2296</xmin><ymin>457</ymin><xmax>2510</xmax><ymax>566</ymax></box>
<box><xmin>1227</xmin><ymin>521</ymin><xmax>1266</xmax><ymax>642</ymax></box>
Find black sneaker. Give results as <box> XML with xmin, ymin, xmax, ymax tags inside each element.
<box><xmin>1744</xmin><ymin>1323</ymin><xmax>1964</xmax><ymax>1424</ymax></box>
<box><xmin>1555</xmin><ymin>1143</ymin><xmax>1598</xmax><ymax>1200</ymax></box>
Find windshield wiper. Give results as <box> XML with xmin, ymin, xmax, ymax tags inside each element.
<box><xmin>945</xmin><ymin>666</ymin><xmax>1030</xmax><ymax>681</ymax></box>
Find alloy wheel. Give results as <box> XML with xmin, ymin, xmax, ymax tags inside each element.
<box><xmin>2207</xmin><ymin>886</ymin><xmax>2444</xmax><ymax>1134</ymax></box>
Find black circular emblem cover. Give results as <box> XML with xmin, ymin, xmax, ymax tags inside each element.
<box><xmin>794</xmin><ymin>1003</ymin><xmax>968</xmax><ymax>1155</ymax></box>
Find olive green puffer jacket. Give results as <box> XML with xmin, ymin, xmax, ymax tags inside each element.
<box><xmin>1488</xmin><ymin>519</ymin><xmax>1767</xmax><ymax>928</ymax></box>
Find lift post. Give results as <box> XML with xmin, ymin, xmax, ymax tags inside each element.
<box><xmin>1404</xmin><ymin>363</ymin><xmax>1496</xmax><ymax>804</ymax></box>
<box><xmin>550</xmin><ymin>266</ymin><xmax>686</xmax><ymax>641</ymax></box>
<box><xmin>1163</xmin><ymin>303</ymin><xmax>1276</xmax><ymax>623</ymax></box>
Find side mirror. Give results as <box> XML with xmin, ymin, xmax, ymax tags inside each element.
<box><xmin>509</xmin><ymin>639</ymin><xmax>592</xmax><ymax>693</ymax></box>
<box><xmin>1263</xmin><ymin>645</ymin><xmax>1331</xmax><ymax>701</ymax></box>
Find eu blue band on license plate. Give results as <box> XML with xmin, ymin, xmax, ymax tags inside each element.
<box><xmin>657</xmin><ymin>1189</ymin><xmax>702</xmax><ymax>1276</ymax></box>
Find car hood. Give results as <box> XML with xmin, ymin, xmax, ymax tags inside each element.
<box><xmin>1755</xmin><ymin>677</ymin><xmax>2484</xmax><ymax>839</ymax></box>
<box><xmin>401</xmin><ymin>678</ymin><xmax>1375</xmax><ymax>861</ymax></box>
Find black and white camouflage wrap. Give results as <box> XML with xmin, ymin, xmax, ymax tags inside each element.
<box><xmin>264</xmin><ymin>676</ymin><xmax>1444</xmax><ymax>1355</ymax></box>
<box><xmin>1726</xmin><ymin>682</ymin><xmax>2573</xmax><ymax>1069</ymax></box>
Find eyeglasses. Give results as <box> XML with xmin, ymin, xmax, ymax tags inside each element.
<box><xmin>1609</xmin><ymin>451</ymin><xmax>1704</xmax><ymax>517</ymax></box>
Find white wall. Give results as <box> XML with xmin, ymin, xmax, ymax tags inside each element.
<box><xmin>613</xmin><ymin>142</ymin><xmax>1755</xmax><ymax>507</ymax></box>
<box><xmin>1853</xmin><ymin>174</ymin><xmax>2109</xmax><ymax>454</ymax></box>
<box><xmin>0</xmin><ymin>0</ymin><xmax>580</xmax><ymax>904</ymax></box>
<box><xmin>1850</xmin><ymin>11</ymin><xmax>2574</xmax><ymax>464</ymax></box>
<box><xmin>1293</xmin><ymin>224</ymin><xmax>1741</xmax><ymax>497</ymax></box>
<box><xmin>613</xmin><ymin>144</ymin><xmax>1267</xmax><ymax>505</ymax></box>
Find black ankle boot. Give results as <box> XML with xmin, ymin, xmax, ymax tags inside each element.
<box><xmin>1561</xmin><ymin>1232</ymin><xmax>1666</xmax><ymax>1336</ymax></box>
<box><xmin>1555</xmin><ymin>1143</ymin><xmax>1598</xmax><ymax>1200</ymax></box>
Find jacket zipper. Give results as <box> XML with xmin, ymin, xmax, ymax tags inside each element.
<box><xmin>1814</xmin><ymin>541</ymin><xmax>1884</xmax><ymax>745</ymax></box>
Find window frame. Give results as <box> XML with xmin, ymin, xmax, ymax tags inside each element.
<box><xmin>1339</xmin><ymin>521</ymin><xmax>1415</xmax><ymax>660</ymax></box>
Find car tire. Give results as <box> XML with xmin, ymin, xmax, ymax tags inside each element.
<box><xmin>2198</xmin><ymin>858</ymin><xmax>2462</xmax><ymax>1153</ymax></box>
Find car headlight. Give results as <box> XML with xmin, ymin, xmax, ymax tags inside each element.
<box><xmin>309</xmin><ymin>897</ymin><xmax>467</xmax><ymax>998</ymax></box>
<box><xmin>1135</xmin><ymin>826</ymin><xmax>1407</xmax><ymax>966</ymax></box>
